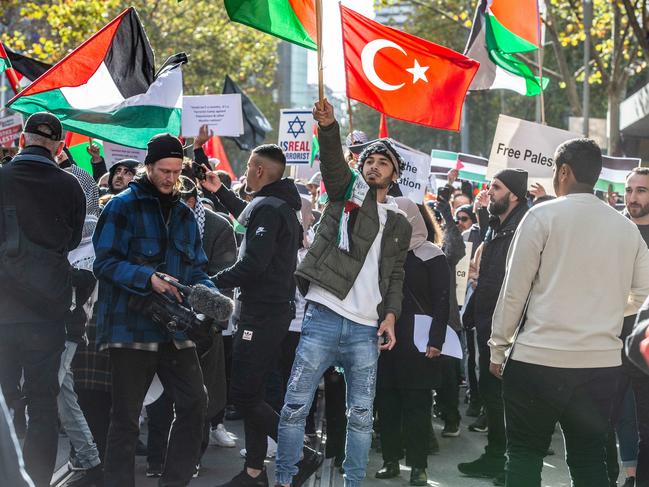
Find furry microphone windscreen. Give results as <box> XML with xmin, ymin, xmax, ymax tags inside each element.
<box><xmin>187</xmin><ymin>284</ymin><xmax>234</xmax><ymax>322</ymax></box>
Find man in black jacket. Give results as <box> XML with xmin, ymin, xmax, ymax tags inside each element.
<box><xmin>458</xmin><ymin>169</ymin><xmax>528</xmax><ymax>483</ymax></box>
<box><xmin>201</xmin><ymin>144</ymin><xmax>302</xmax><ymax>487</ymax></box>
<box><xmin>0</xmin><ymin>112</ymin><xmax>85</xmax><ymax>487</ymax></box>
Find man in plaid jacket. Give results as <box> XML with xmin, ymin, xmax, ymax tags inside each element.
<box><xmin>93</xmin><ymin>133</ymin><xmax>215</xmax><ymax>487</ymax></box>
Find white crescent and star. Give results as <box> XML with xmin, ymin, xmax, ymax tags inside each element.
<box><xmin>360</xmin><ymin>39</ymin><xmax>430</xmax><ymax>92</ymax></box>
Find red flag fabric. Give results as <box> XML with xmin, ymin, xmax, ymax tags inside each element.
<box><xmin>379</xmin><ymin>113</ymin><xmax>389</xmax><ymax>138</ymax></box>
<box><xmin>203</xmin><ymin>135</ymin><xmax>236</xmax><ymax>179</ymax></box>
<box><xmin>340</xmin><ymin>5</ymin><xmax>479</xmax><ymax>131</ymax></box>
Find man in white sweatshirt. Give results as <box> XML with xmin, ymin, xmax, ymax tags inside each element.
<box><xmin>489</xmin><ymin>138</ymin><xmax>649</xmax><ymax>487</ymax></box>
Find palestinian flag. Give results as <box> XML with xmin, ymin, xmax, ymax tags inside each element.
<box><xmin>310</xmin><ymin>124</ymin><xmax>319</xmax><ymax>167</ymax></box>
<box><xmin>65</xmin><ymin>132</ymin><xmax>104</xmax><ymax>175</ymax></box>
<box><xmin>225</xmin><ymin>0</ymin><xmax>316</xmax><ymax>50</ymax></box>
<box><xmin>465</xmin><ymin>0</ymin><xmax>548</xmax><ymax>96</ymax></box>
<box><xmin>0</xmin><ymin>43</ymin><xmax>10</xmax><ymax>73</ymax></box>
<box><xmin>431</xmin><ymin>149</ymin><xmax>488</xmax><ymax>184</ymax></box>
<box><xmin>7</xmin><ymin>8</ymin><xmax>184</xmax><ymax>150</ymax></box>
<box><xmin>3</xmin><ymin>45</ymin><xmax>52</xmax><ymax>92</ymax></box>
<box><xmin>596</xmin><ymin>156</ymin><xmax>641</xmax><ymax>194</ymax></box>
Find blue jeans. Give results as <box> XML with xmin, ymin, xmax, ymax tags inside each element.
<box><xmin>276</xmin><ymin>303</ymin><xmax>379</xmax><ymax>487</ymax></box>
<box><xmin>58</xmin><ymin>341</ymin><xmax>101</xmax><ymax>469</ymax></box>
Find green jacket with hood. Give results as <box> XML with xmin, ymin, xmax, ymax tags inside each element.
<box><xmin>295</xmin><ymin>121</ymin><xmax>411</xmax><ymax>321</ymax></box>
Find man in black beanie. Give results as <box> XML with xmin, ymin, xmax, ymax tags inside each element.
<box><xmin>93</xmin><ymin>132</ymin><xmax>219</xmax><ymax>487</ymax></box>
<box><xmin>458</xmin><ymin>168</ymin><xmax>529</xmax><ymax>484</ymax></box>
<box><xmin>108</xmin><ymin>158</ymin><xmax>139</xmax><ymax>195</ymax></box>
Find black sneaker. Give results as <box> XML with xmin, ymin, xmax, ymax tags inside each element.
<box><xmin>63</xmin><ymin>464</ymin><xmax>103</xmax><ymax>487</ymax></box>
<box><xmin>468</xmin><ymin>414</ymin><xmax>488</xmax><ymax>433</ymax></box>
<box><xmin>217</xmin><ymin>468</ymin><xmax>269</xmax><ymax>487</ymax></box>
<box><xmin>457</xmin><ymin>455</ymin><xmax>504</xmax><ymax>479</ymax></box>
<box><xmin>146</xmin><ymin>463</ymin><xmax>163</xmax><ymax>478</ymax></box>
<box><xmin>292</xmin><ymin>448</ymin><xmax>324</xmax><ymax>487</ymax></box>
<box><xmin>409</xmin><ymin>467</ymin><xmax>427</xmax><ymax>486</ymax></box>
<box><xmin>442</xmin><ymin>422</ymin><xmax>460</xmax><ymax>437</ymax></box>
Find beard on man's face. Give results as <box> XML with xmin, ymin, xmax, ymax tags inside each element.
<box><xmin>627</xmin><ymin>201</ymin><xmax>649</xmax><ymax>219</ymax></box>
<box><xmin>488</xmin><ymin>192</ymin><xmax>511</xmax><ymax>216</ymax></box>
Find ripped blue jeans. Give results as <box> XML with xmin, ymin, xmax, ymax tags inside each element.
<box><xmin>276</xmin><ymin>302</ymin><xmax>379</xmax><ymax>487</ymax></box>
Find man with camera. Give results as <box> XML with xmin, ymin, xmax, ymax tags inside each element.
<box><xmin>93</xmin><ymin>133</ymin><xmax>227</xmax><ymax>487</ymax></box>
<box><xmin>0</xmin><ymin>113</ymin><xmax>85</xmax><ymax>487</ymax></box>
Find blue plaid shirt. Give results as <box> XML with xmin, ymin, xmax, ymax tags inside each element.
<box><xmin>93</xmin><ymin>181</ymin><xmax>214</xmax><ymax>345</ymax></box>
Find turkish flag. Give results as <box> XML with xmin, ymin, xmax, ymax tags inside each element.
<box><xmin>203</xmin><ymin>135</ymin><xmax>236</xmax><ymax>179</ymax></box>
<box><xmin>341</xmin><ymin>5</ymin><xmax>479</xmax><ymax>131</ymax></box>
<box><xmin>379</xmin><ymin>113</ymin><xmax>389</xmax><ymax>138</ymax></box>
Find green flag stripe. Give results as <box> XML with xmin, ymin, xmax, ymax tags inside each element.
<box><xmin>225</xmin><ymin>0</ymin><xmax>317</xmax><ymax>50</ymax></box>
<box><xmin>431</xmin><ymin>150</ymin><xmax>458</xmax><ymax>161</ymax></box>
<box><xmin>486</xmin><ymin>11</ymin><xmax>538</xmax><ymax>54</ymax></box>
<box><xmin>11</xmin><ymin>88</ymin><xmax>181</xmax><ymax>149</ymax></box>
<box><xmin>0</xmin><ymin>57</ymin><xmax>10</xmax><ymax>73</ymax></box>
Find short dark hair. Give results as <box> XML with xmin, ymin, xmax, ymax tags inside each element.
<box><xmin>554</xmin><ymin>138</ymin><xmax>602</xmax><ymax>186</ymax></box>
<box><xmin>252</xmin><ymin>144</ymin><xmax>286</xmax><ymax>166</ymax></box>
<box><xmin>216</xmin><ymin>170</ymin><xmax>232</xmax><ymax>189</ymax></box>
<box><xmin>629</xmin><ymin>166</ymin><xmax>649</xmax><ymax>177</ymax></box>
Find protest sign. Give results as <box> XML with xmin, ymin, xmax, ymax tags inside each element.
<box><xmin>0</xmin><ymin>114</ymin><xmax>23</xmax><ymax>146</ymax></box>
<box><xmin>102</xmin><ymin>141</ymin><xmax>147</xmax><ymax>170</ymax></box>
<box><xmin>487</xmin><ymin>114</ymin><xmax>580</xmax><ymax>194</ymax></box>
<box><xmin>455</xmin><ymin>241</ymin><xmax>473</xmax><ymax>306</ymax></box>
<box><xmin>278</xmin><ymin>109</ymin><xmax>316</xmax><ymax>165</ymax></box>
<box><xmin>348</xmin><ymin>138</ymin><xmax>431</xmax><ymax>203</ymax></box>
<box><xmin>182</xmin><ymin>94</ymin><xmax>244</xmax><ymax>137</ymax></box>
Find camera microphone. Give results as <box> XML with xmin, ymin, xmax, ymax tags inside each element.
<box><xmin>155</xmin><ymin>273</ymin><xmax>233</xmax><ymax>322</ymax></box>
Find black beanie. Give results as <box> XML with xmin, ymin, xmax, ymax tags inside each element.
<box><xmin>144</xmin><ymin>133</ymin><xmax>184</xmax><ymax>165</ymax></box>
<box><xmin>494</xmin><ymin>169</ymin><xmax>528</xmax><ymax>202</ymax></box>
<box><xmin>108</xmin><ymin>158</ymin><xmax>140</xmax><ymax>193</ymax></box>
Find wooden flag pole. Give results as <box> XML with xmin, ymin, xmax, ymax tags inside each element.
<box><xmin>316</xmin><ymin>0</ymin><xmax>324</xmax><ymax>103</ymax></box>
<box><xmin>347</xmin><ymin>97</ymin><xmax>354</xmax><ymax>133</ymax></box>
<box><xmin>537</xmin><ymin>4</ymin><xmax>546</xmax><ymax>124</ymax></box>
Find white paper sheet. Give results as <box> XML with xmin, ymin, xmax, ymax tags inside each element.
<box><xmin>413</xmin><ymin>314</ymin><xmax>464</xmax><ymax>359</ymax></box>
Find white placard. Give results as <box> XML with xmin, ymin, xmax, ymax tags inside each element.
<box><xmin>102</xmin><ymin>141</ymin><xmax>146</xmax><ymax>170</ymax></box>
<box><xmin>455</xmin><ymin>241</ymin><xmax>473</xmax><ymax>306</ymax></box>
<box><xmin>486</xmin><ymin>114</ymin><xmax>580</xmax><ymax>195</ymax></box>
<box><xmin>393</xmin><ymin>141</ymin><xmax>431</xmax><ymax>204</ymax></box>
<box><xmin>0</xmin><ymin>114</ymin><xmax>23</xmax><ymax>145</ymax></box>
<box><xmin>181</xmin><ymin>94</ymin><xmax>244</xmax><ymax>137</ymax></box>
<box><xmin>278</xmin><ymin>109</ymin><xmax>316</xmax><ymax>165</ymax></box>
<box><xmin>413</xmin><ymin>315</ymin><xmax>463</xmax><ymax>359</ymax></box>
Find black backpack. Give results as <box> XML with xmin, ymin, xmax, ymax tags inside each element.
<box><xmin>0</xmin><ymin>155</ymin><xmax>73</xmax><ymax>318</ymax></box>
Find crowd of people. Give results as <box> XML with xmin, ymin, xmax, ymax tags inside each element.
<box><xmin>0</xmin><ymin>100</ymin><xmax>649</xmax><ymax>487</ymax></box>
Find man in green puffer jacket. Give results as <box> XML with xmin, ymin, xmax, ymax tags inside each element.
<box><xmin>275</xmin><ymin>99</ymin><xmax>411</xmax><ymax>487</ymax></box>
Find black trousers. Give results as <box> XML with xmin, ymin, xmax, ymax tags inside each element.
<box><xmin>436</xmin><ymin>356</ymin><xmax>461</xmax><ymax>425</ymax></box>
<box><xmin>376</xmin><ymin>388</ymin><xmax>432</xmax><ymax>468</ymax></box>
<box><xmin>76</xmin><ymin>389</ymin><xmax>111</xmax><ymax>462</ymax></box>
<box><xmin>0</xmin><ymin>321</ymin><xmax>65</xmax><ymax>487</ymax></box>
<box><xmin>211</xmin><ymin>334</ymin><xmax>233</xmax><ymax>428</ymax></box>
<box><xmin>229</xmin><ymin>302</ymin><xmax>292</xmax><ymax>470</ymax></box>
<box><xmin>104</xmin><ymin>345</ymin><xmax>206</xmax><ymax>487</ymax></box>
<box><xmin>465</xmin><ymin>328</ymin><xmax>481</xmax><ymax>406</ymax></box>
<box><xmin>146</xmin><ymin>393</ymin><xmax>174</xmax><ymax>466</ymax></box>
<box><xmin>478</xmin><ymin>343</ymin><xmax>506</xmax><ymax>459</ymax></box>
<box><xmin>633</xmin><ymin>375</ymin><xmax>649</xmax><ymax>487</ymax></box>
<box><xmin>502</xmin><ymin>359</ymin><xmax>621</xmax><ymax>487</ymax></box>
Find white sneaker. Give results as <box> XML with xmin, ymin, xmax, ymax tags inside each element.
<box><xmin>239</xmin><ymin>437</ymin><xmax>277</xmax><ymax>459</ymax></box>
<box><xmin>210</xmin><ymin>424</ymin><xmax>236</xmax><ymax>448</ymax></box>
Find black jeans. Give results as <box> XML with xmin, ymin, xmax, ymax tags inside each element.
<box><xmin>436</xmin><ymin>356</ymin><xmax>461</xmax><ymax>425</ymax></box>
<box><xmin>465</xmin><ymin>328</ymin><xmax>481</xmax><ymax>406</ymax></box>
<box><xmin>104</xmin><ymin>345</ymin><xmax>206</xmax><ymax>487</ymax></box>
<box><xmin>0</xmin><ymin>321</ymin><xmax>65</xmax><ymax>487</ymax></box>
<box><xmin>502</xmin><ymin>359</ymin><xmax>621</xmax><ymax>487</ymax></box>
<box><xmin>77</xmin><ymin>389</ymin><xmax>111</xmax><ymax>462</ymax></box>
<box><xmin>229</xmin><ymin>302</ymin><xmax>292</xmax><ymax>470</ymax></box>
<box><xmin>376</xmin><ymin>388</ymin><xmax>432</xmax><ymax>468</ymax></box>
<box><xmin>146</xmin><ymin>393</ymin><xmax>174</xmax><ymax>466</ymax></box>
<box><xmin>478</xmin><ymin>343</ymin><xmax>506</xmax><ymax>459</ymax></box>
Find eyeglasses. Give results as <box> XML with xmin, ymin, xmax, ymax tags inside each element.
<box><xmin>455</xmin><ymin>216</ymin><xmax>470</xmax><ymax>223</ymax></box>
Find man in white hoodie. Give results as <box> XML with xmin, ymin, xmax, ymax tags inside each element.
<box><xmin>489</xmin><ymin>138</ymin><xmax>649</xmax><ymax>487</ymax></box>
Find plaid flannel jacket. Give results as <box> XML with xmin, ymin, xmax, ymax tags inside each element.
<box><xmin>92</xmin><ymin>181</ymin><xmax>214</xmax><ymax>345</ymax></box>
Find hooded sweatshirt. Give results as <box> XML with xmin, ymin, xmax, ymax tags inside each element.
<box><xmin>213</xmin><ymin>178</ymin><xmax>302</xmax><ymax>305</ymax></box>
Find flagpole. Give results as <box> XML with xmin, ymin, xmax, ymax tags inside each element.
<box><xmin>537</xmin><ymin>3</ymin><xmax>546</xmax><ymax>124</ymax></box>
<box><xmin>347</xmin><ymin>97</ymin><xmax>354</xmax><ymax>133</ymax></box>
<box><xmin>316</xmin><ymin>0</ymin><xmax>324</xmax><ymax>103</ymax></box>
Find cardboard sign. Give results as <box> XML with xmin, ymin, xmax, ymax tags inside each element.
<box><xmin>102</xmin><ymin>141</ymin><xmax>146</xmax><ymax>170</ymax></box>
<box><xmin>278</xmin><ymin>109</ymin><xmax>316</xmax><ymax>165</ymax></box>
<box><xmin>487</xmin><ymin>115</ymin><xmax>580</xmax><ymax>194</ymax></box>
<box><xmin>455</xmin><ymin>241</ymin><xmax>473</xmax><ymax>306</ymax></box>
<box><xmin>182</xmin><ymin>94</ymin><xmax>244</xmax><ymax>137</ymax></box>
<box><xmin>0</xmin><ymin>114</ymin><xmax>23</xmax><ymax>145</ymax></box>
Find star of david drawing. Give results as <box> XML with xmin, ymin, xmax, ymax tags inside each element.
<box><xmin>287</xmin><ymin>116</ymin><xmax>307</xmax><ymax>139</ymax></box>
